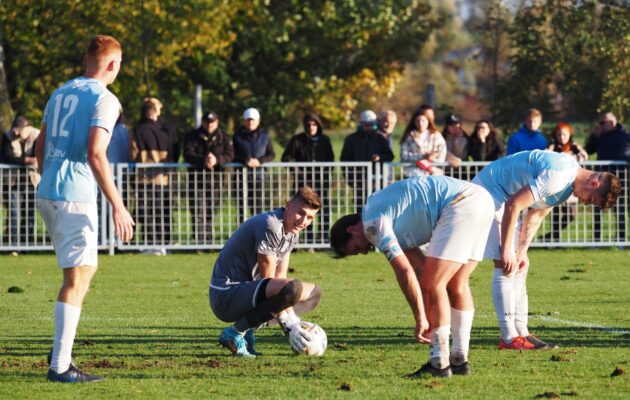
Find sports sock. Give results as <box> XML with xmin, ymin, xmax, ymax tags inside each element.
<box><xmin>514</xmin><ymin>268</ymin><xmax>529</xmax><ymax>337</ymax></box>
<box><xmin>50</xmin><ymin>301</ymin><xmax>81</xmax><ymax>373</ymax></box>
<box><xmin>234</xmin><ymin>280</ymin><xmax>303</xmax><ymax>333</ymax></box>
<box><xmin>229</xmin><ymin>325</ymin><xmax>246</xmax><ymax>335</ymax></box>
<box><xmin>491</xmin><ymin>268</ymin><xmax>518</xmax><ymax>342</ymax></box>
<box><xmin>450</xmin><ymin>308</ymin><xmax>473</xmax><ymax>365</ymax></box>
<box><xmin>429</xmin><ymin>325</ymin><xmax>451</xmax><ymax>369</ymax></box>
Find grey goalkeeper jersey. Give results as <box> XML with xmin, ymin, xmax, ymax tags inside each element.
<box><xmin>211</xmin><ymin>208</ymin><xmax>298</xmax><ymax>288</ymax></box>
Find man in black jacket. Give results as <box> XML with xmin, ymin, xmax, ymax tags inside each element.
<box><xmin>184</xmin><ymin>111</ymin><xmax>234</xmax><ymax>243</ymax></box>
<box><xmin>341</xmin><ymin>110</ymin><xmax>394</xmax><ymax>212</ymax></box>
<box><xmin>282</xmin><ymin>113</ymin><xmax>334</xmax><ymax>242</ymax></box>
<box><xmin>233</xmin><ymin>108</ymin><xmax>275</xmax><ymax>222</ymax></box>
<box><xmin>585</xmin><ymin>111</ymin><xmax>630</xmax><ymax>241</ymax></box>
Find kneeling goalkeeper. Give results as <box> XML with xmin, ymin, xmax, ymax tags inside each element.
<box><xmin>210</xmin><ymin>187</ymin><xmax>323</xmax><ymax>357</ymax></box>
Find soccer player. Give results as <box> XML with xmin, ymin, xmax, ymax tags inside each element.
<box><xmin>210</xmin><ymin>187</ymin><xmax>323</xmax><ymax>357</ymax></box>
<box><xmin>330</xmin><ymin>176</ymin><xmax>495</xmax><ymax>378</ymax></box>
<box><xmin>472</xmin><ymin>150</ymin><xmax>621</xmax><ymax>350</ymax></box>
<box><xmin>35</xmin><ymin>35</ymin><xmax>135</xmax><ymax>383</ymax></box>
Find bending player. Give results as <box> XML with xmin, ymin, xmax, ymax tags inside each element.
<box><xmin>330</xmin><ymin>176</ymin><xmax>494</xmax><ymax>378</ymax></box>
<box><xmin>473</xmin><ymin>150</ymin><xmax>621</xmax><ymax>350</ymax></box>
<box><xmin>210</xmin><ymin>187</ymin><xmax>323</xmax><ymax>357</ymax></box>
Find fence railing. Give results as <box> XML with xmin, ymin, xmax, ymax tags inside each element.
<box><xmin>1</xmin><ymin>160</ymin><xmax>628</xmax><ymax>253</ymax></box>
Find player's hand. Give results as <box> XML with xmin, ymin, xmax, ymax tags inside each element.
<box><xmin>517</xmin><ymin>251</ymin><xmax>529</xmax><ymax>271</ymax></box>
<box><xmin>501</xmin><ymin>251</ymin><xmax>518</xmax><ymax>276</ymax></box>
<box><xmin>415</xmin><ymin>317</ymin><xmax>430</xmax><ymax>343</ymax></box>
<box><xmin>287</xmin><ymin>322</ymin><xmax>314</xmax><ymax>353</ymax></box>
<box><xmin>113</xmin><ymin>206</ymin><xmax>135</xmax><ymax>243</ymax></box>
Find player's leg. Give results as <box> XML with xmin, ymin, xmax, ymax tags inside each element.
<box><xmin>50</xmin><ymin>266</ymin><xmax>97</xmax><ymax>373</ymax></box>
<box><xmin>40</xmin><ymin>200</ymin><xmax>104</xmax><ymax>382</ymax></box>
<box><xmin>419</xmin><ymin>257</ymin><xmax>461</xmax><ymax>373</ymax></box>
<box><xmin>446</xmin><ymin>260</ymin><xmax>477</xmax><ymax>373</ymax></box>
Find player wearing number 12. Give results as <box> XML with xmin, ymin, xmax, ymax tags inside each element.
<box><xmin>35</xmin><ymin>35</ymin><xmax>135</xmax><ymax>383</ymax></box>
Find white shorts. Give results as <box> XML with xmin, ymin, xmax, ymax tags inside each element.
<box><xmin>480</xmin><ymin>196</ymin><xmax>521</xmax><ymax>261</ymax></box>
<box><xmin>427</xmin><ymin>183</ymin><xmax>494</xmax><ymax>264</ymax></box>
<box><xmin>38</xmin><ymin>199</ymin><xmax>99</xmax><ymax>268</ymax></box>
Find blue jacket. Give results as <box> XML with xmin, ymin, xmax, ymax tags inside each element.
<box><xmin>507</xmin><ymin>124</ymin><xmax>548</xmax><ymax>155</ymax></box>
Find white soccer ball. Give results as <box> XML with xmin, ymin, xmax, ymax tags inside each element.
<box><xmin>295</xmin><ymin>321</ymin><xmax>328</xmax><ymax>356</ymax></box>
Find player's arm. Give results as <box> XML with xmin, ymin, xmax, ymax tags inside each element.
<box><xmin>389</xmin><ymin>253</ymin><xmax>430</xmax><ymax>343</ymax></box>
<box><xmin>516</xmin><ymin>207</ymin><xmax>553</xmax><ymax>269</ymax></box>
<box><xmin>87</xmin><ymin>127</ymin><xmax>135</xmax><ymax>242</ymax></box>
<box><xmin>275</xmin><ymin>253</ymin><xmax>290</xmax><ymax>279</ymax></box>
<box><xmin>256</xmin><ymin>253</ymin><xmax>278</xmax><ymax>279</ymax></box>
<box><xmin>35</xmin><ymin>123</ymin><xmax>47</xmax><ymax>174</ymax></box>
<box><xmin>501</xmin><ymin>185</ymin><xmax>535</xmax><ymax>275</ymax></box>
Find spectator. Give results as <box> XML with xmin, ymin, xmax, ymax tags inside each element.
<box><xmin>106</xmin><ymin>109</ymin><xmax>130</xmax><ymax>164</ymax></box>
<box><xmin>133</xmin><ymin>97</ymin><xmax>179</xmax><ymax>252</ymax></box>
<box><xmin>340</xmin><ymin>110</ymin><xmax>394</xmax><ymax>212</ymax></box>
<box><xmin>469</xmin><ymin>119</ymin><xmax>505</xmax><ymax>162</ymax></box>
<box><xmin>233</xmin><ymin>107</ymin><xmax>275</xmax><ymax>222</ymax></box>
<box><xmin>281</xmin><ymin>113</ymin><xmax>334</xmax><ymax>242</ymax></box>
<box><xmin>377</xmin><ymin>110</ymin><xmax>397</xmax><ymax>152</ymax></box>
<box><xmin>183</xmin><ymin>110</ymin><xmax>234</xmax><ymax>244</ymax></box>
<box><xmin>545</xmin><ymin>123</ymin><xmax>588</xmax><ymax>241</ymax></box>
<box><xmin>584</xmin><ymin>111</ymin><xmax>630</xmax><ymax>241</ymax></box>
<box><xmin>507</xmin><ymin>108</ymin><xmax>547</xmax><ymax>155</ymax></box>
<box><xmin>400</xmin><ymin>107</ymin><xmax>446</xmax><ymax>178</ymax></box>
<box><xmin>1</xmin><ymin>116</ymin><xmax>40</xmax><ymax>245</ymax></box>
<box><xmin>443</xmin><ymin>115</ymin><xmax>470</xmax><ymax>164</ymax></box>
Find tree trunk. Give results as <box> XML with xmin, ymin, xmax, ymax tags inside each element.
<box><xmin>0</xmin><ymin>37</ymin><xmax>14</xmax><ymax>132</ymax></box>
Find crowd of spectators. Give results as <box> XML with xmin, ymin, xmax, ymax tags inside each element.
<box><xmin>2</xmin><ymin>103</ymin><xmax>629</xmax><ymax>247</ymax></box>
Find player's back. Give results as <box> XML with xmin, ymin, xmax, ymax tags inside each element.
<box><xmin>38</xmin><ymin>77</ymin><xmax>119</xmax><ymax>203</ymax></box>
<box><xmin>474</xmin><ymin>150</ymin><xmax>579</xmax><ymax>206</ymax></box>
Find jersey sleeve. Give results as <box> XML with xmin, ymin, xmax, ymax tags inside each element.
<box><xmin>91</xmin><ymin>91</ymin><xmax>120</xmax><ymax>135</ymax></box>
<box><xmin>529</xmin><ymin>169</ymin><xmax>574</xmax><ymax>207</ymax></box>
<box><xmin>255</xmin><ymin>218</ymin><xmax>282</xmax><ymax>256</ymax></box>
<box><xmin>363</xmin><ymin>215</ymin><xmax>403</xmax><ymax>261</ymax></box>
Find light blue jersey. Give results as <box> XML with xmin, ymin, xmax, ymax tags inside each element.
<box><xmin>474</xmin><ymin>150</ymin><xmax>578</xmax><ymax>209</ymax></box>
<box><xmin>38</xmin><ymin>77</ymin><xmax>120</xmax><ymax>203</ymax></box>
<box><xmin>362</xmin><ymin>176</ymin><xmax>466</xmax><ymax>260</ymax></box>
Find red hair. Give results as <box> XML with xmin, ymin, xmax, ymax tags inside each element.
<box><xmin>552</xmin><ymin>122</ymin><xmax>574</xmax><ymax>153</ymax></box>
<box><xmin>85</xmin><ymin>35</ymin><xmax>121</xmax><ymax>66</ymax></box>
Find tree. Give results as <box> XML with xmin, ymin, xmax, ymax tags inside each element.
<box><xmin>493</xmin><ymin>0</ymin><xmax>630</xmax><ymax>124</ymax></box>
<box><xmin>0</xmin><ymin>0</ymin><xmax>439</xmax><ymax>140</ymax></box>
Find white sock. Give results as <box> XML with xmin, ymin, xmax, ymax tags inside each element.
<box><xmin>50</xmin><ymin>301</ymin><xmax>81</xmax><ymax>373</ymax></box>
<box><xmin>276</xmin><ymin>309</ymin><xmax>300</xmax><ymax>334</ymax></box>
<box><xmin>429</xmin><ymin>325</ymin><xmax>451</xmax><ymax>369</ymax></box>
<box><xmin>450</xmin><ymin>308</ymin><xmax>474</xmax><ymax>365</ymax></box>
<box><xmin>491</xmin><ymin>268</ymin><xmax>518</xmax><ymax>342</ymax></box>
<box><xmin>514</xmin><ymin>268</ymin><xmax>529</xmax><ymax>337</ymax></box>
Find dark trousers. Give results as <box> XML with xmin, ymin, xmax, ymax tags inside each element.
<box><xmin>188</xmin><ymin>171</ymin><xmax>222</xmax><ymax>244</ymax></box>
<box><xmin>136</xmin><ymin>183</ymin><xmax>172</xmax><ymax>245</ymax></box>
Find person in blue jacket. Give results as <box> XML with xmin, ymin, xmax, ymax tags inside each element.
<box><xmin>507</xmin><ymin>108</ymin><xmax>548</xmax><ymax>155</ymax></box>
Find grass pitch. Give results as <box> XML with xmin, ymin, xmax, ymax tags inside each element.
<box><xmin>0</xmin><ymin>249</ymin><xmax>628</xmax><ymax>399</ymax></box>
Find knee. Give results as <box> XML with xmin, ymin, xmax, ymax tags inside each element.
<box><xmin>447</xmin><ymin>279</ymin><xmax>469</xmax><ymax>298</ymax></box>
<box><xmin>309</xmin><ymin>284</ymin><xmax>323</xmax><ymax>306</ymax></box>
<box><xmin>279</xmin><ymin>279</ymin><xmax>304</xmax><ymax>306</ymax></box>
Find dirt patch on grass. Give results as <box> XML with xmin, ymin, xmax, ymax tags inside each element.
<box><xmin>534</xmin><ymin>392</ymin><xmax>560</xmax><ymax>398</ymax></box>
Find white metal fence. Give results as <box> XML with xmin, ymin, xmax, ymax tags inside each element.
<box><xmin>1</xmin><ymin>161</ymin><xmax>628</xmax><ymax>253</ymax></box>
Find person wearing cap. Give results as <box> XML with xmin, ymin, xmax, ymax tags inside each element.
<box><xmin>184</xmin><ymin>111</ymin><xmax>234</xmax><ymax>243</ymax></box>
<box><xmin>233</xmin><ymin>107</ymin><xmax>275</xmax><ymax>222</ymax></box>
<box><xmin>1</xmin><ymin>115</ymin><xmax>41</xmax><ymax>245</ymax></box>
<box><xmin>442</xmin><ymin>114</ymin><xmax>470</xmax><ymax>173</ymax></box>
<box><xmin>133</xmin><ymin>97</ymin><xmax>180</xmax><ymax>251</ymax></box>
<box><xmin>340</xmin><ymin>109</ymin><xmax>394</xmax><ymax>212</ymax></box>
<box><xmin>281</xmin><ymin>113</ymin><xmax>335</xmax><ymax>243</ymax></box>
<box><xmin>506</xmin><ymin>108</ymin><xmax>547</xmax><ymax>155</ymax></box>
